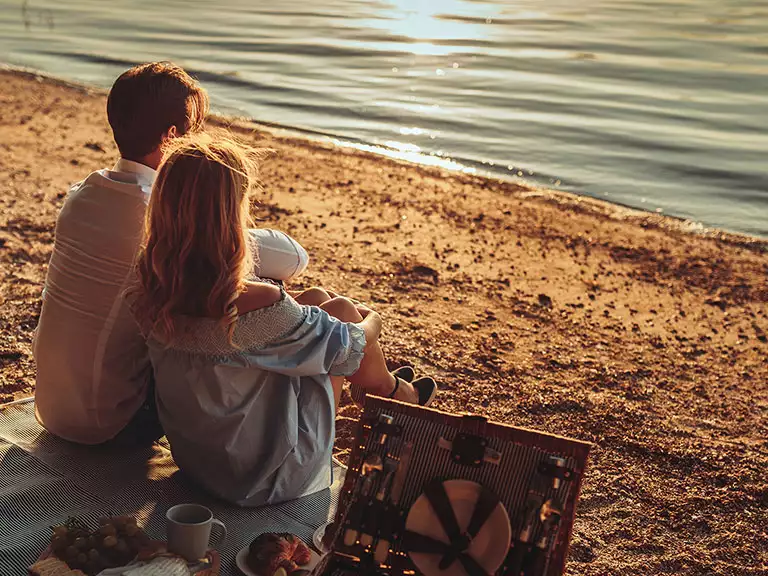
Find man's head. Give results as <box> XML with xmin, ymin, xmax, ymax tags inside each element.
<box><xmin>107</xmin><ymin>62</ymin><xmax>209</xmax><ymax>167</ymax></box>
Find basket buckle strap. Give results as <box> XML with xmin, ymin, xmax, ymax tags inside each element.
<box><xmin>401</xmin><ymin>531</ymin><xmax>489</xmax><ymax>576</ymax></box>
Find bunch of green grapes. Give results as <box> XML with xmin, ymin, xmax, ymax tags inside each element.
<box><xmin>49</xmin><ymin>516</ymin><xmax>151</xmax><ymax>575</ymax></box>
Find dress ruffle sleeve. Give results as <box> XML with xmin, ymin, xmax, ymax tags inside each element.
<box><xmin>329</xmin><ymin>322</ymin><xmax>366</xmax><ymax>377</ymax></box>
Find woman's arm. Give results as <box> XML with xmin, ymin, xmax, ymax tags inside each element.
<box><xmin>246</xmin><ymin>306</ymin><xmax>367</xmax><ymax>378</ymax></box>
<box><xmin>235</xmin><ymin>281</ymin><xmax>282</xmax><ymax>314</ymax></box>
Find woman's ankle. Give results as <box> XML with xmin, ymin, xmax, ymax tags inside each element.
<box><xmin>380</xmin><ymin>374</ymin><xmax>397</xmax><ymax>397</ymax></box>
<box><xmin>352</xmin><ymin>374</ymin><xmax>396</xmax><ymax>398</ymax></box>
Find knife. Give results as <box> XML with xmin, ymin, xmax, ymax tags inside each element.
<box><xmin>522</xmin><ymin>499</ymin><xmax>562</xmax><ymax>576</ymax></box>
<box><xmin>343</xmin><ymin>453</ymin><xmax>383</xmax><ymax>547</ymax></box>
<box><xmin>505</xmin><ymin>496</ymin><xmax>540</xmax><ymax>575</ymax></box>
<box><xmin>374</xmin><ymin>441</ymin><xmax>413</xmax><ymax>564</ymax></box>
<box><xmin>359</xmin><ymin>457</ymin><xmax>397</xmax><ymax>548</ymax></box>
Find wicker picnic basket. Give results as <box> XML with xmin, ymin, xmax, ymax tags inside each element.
<box><xmin>316</xmin><ymin>396</ymin><xmax>590</xmax><ymax>576</ymax></box>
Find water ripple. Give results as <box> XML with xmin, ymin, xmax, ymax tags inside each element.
<box><xmin>0</xmin><ymin>0</ymin><xmax>766</xmax><ymax>236</ymax></box>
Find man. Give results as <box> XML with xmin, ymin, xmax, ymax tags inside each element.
<box><xmin>34</xmin><ymin>62</ymin><xmax>309</xmax><ymax>444</ymax></box>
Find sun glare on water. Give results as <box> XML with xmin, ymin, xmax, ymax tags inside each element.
<box><xmin>351</xmin><ymin>0</ymin><xmax>505</xmax><ymax>172</ymax></box>
<box><xmin>370</xmin><ymin>0</ymin><xmax>499</xmax><ymax>56</ymax></box>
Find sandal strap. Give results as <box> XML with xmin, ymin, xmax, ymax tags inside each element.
<box><xmin>387</xmin><ymin>376</ymin><xmax>401</xmax><ymax>399</ymax></box>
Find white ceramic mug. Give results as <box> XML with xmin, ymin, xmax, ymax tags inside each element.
<box><xmin>166</xmin><ymin>503</ymin><xmax>227</xmax><ymax>561</ymax></box>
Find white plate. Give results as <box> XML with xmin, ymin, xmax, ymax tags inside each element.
<box><xmin>405</xmin><ymin>479</ymin><xmax>512</xmax><ymax>576</ymax></box>
<box><xmin>312</xmin><ymin>522</ymin><xmax>332</xmax><ymax>553</ymax></box>
<box><xmin>235</xmin><ymin>542</ymin><xmax>322</xmax><ymax>576</ymax></box>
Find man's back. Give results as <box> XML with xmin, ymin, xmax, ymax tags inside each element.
<box><xmin>34</xmin><ymin>160</ymin><xmax>153</xmax><ymax>444</ymax></box>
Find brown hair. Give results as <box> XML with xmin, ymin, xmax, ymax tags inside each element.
<box><xmin>131</xmin><ymin>134</ymin><xmax>262</xmax><ymax>345</ymax></box>
<box><xmin>107</xmin><ymin>62</ymin><xmax>209</xmax><ymax>161</ymax></box>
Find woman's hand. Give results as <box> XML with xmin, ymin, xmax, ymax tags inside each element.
<box><xmin>358</xmin><ymin>309</ymin><xmax>382</xmax><ymax>344</ymax></box>
<box><xmin>355</xmin><ymin>302</ymin><xmax>374</xmax><ymax>318</ymax></box>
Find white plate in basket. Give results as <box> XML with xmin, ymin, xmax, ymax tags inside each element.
<box><xmin>405</xmin><ymin>479</ymin><xmax>512</xmax><ymax>576</ymax></box>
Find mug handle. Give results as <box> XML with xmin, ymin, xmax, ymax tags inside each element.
<box><xmin>209</xmin><ymin>518</ymin><xmax>227</xmax><ymax>549</ymax></box>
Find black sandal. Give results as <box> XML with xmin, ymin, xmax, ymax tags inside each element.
<box><xmin>388</xmin><ymin>375</ymin><xmax>438</xmax><ymax>407</ymax></box>
<box><xmin>391</xmin><ymin>366</ymin><xmax>415</xmax><ymax>382</ymax></box>
<box><xmin>412</xmin><ymin>376</ymin><xmax>438</xmax><ymax>407</ymax></box>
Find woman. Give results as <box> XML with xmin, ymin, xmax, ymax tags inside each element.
<box><xmin>131</xmin><ymin>134</ymin><xmax>436</xmax><ymax>506</ymax></box>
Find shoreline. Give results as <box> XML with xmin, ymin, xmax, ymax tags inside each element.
<box><xmin>1</xmin><ymin>67</ymin><xmax>767</xmax><ymax>575</ymax></box>
<box><xmin>5</xmin><ymin>63</ymin><xmax>765</xmax><ymax>248</ymax></box>
<box><xmin>214</xmin><ymin>113</ymin><xmax>768</xmax><ymax>251</ymax></box>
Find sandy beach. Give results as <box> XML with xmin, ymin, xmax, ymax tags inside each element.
<box><xmin>0</xmin><ymin>69</ymin><xmax>766</xmax><ymax>575</ymax></box>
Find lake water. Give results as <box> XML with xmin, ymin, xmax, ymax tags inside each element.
<box><xmin>1</xmin><ymin>0</ymin><xmax>767</xmax><ymax>237</ymax></box>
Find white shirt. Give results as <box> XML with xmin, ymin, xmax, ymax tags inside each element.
<box><xmin>34</xmin><ymin>159</ymin><xmax>309</xmax><ymax>444</ymax></box>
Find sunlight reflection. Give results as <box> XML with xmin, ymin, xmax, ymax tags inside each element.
<box><xmin>406</xmin><ymin>42</ymin><xmax>461</xmax><ymax>57</ymax></box>
<box><xmin>384</xmin><ymin>140</ymin><xmax>421</xmax><ymax>152</ymax></box>
<box><xmin>385</xmin><ymin>0</ymin><xmax>467</xmax><ymax>39</ymax></box>
<box><xmin>399</xmin><ymin>126</ymin><xmax>425</xmax><ymax>136</ymax></box>
<box><xmin>371</xmin><ymin>0</ymin><xmax>498</xmax><ymax>53</ymax></box>
<box><xmin>332</xmin><ymin>138</ymin><xmax>476</xmax><ymax>173</ymax></box>
<box><xmin>373</xmin><ymin>100</ymin><xmax>444</xmax><ymax>115</ymax></box>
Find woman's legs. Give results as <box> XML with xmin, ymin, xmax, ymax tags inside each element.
<box><xmin>291</xmin><ymin>288</ymin><xmax>354</xmax><ymax>409</ymax></box>
<box><xmin>319</xmin><ymin>297</ymin><xmax>419</xmax><ymax>404</ymax></box>
<box><xmin>290</xmin><ymin>288</ymin><xmax>420</xmax><ymax>405</ymax></box>
<box><xmin>291</xmin><ymin>289</ymin><xmax>345</xmax><ymax>408</ymax></box>
<box><xmin>329</xmin><ymin>375</ymin><xmax>345</xmax><ymax>412</ymax></box>
<box><xmin>291</xmin><ymin>287</ymin><xmax>333</xmax><ymax>307</ymax></box>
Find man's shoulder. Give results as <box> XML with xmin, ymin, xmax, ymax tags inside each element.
<box><xmin>62</xmin><ymin>168</ymin><xmax>150</xmax><ymax>205</ymax></box>
<box><xmin>63</xmin><ymin>169</ymin><xmax>111</xmax><ymax>198</ymax></box>
<box><xmin>56</xmin><ymin>169</ymin><xmax>150</xmax><ymax>235</ymax></box>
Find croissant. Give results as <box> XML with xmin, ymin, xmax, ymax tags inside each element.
<box><xmin>246</xmin><ymin>533</ymin><xmax>312</xmax><ymax>576</ymax></box>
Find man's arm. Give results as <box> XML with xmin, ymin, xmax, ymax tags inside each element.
<box><xmin>248</xmin><ymin>229</ymin><xmax>310</xmax><ymax>281</ymax></box>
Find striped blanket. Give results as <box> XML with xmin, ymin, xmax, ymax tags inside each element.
<box><xmin>0</xmin><ymin>399</ymin><xmax>342</xmax><ymax>575</ymax></box>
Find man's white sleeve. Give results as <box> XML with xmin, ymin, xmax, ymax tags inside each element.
<box><xmin>248</xmin><ymin>229</ymin><xmax>310</xmax><ymax>281</ymax></box>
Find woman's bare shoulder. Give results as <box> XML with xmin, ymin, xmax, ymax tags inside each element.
<box><xmin>235</xmin><ymin>281</ymin><xmax>282</xmax><ymax>315</ymax></box>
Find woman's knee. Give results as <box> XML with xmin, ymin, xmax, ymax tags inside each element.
<box><xmin>296</xmin><ymin>287</ymin><xmax>332</xmax><ymax>306</ymax></box>
<box><xmin>320</xmin><ymin>297</ymin><xmax>362</xmax><ymax>322</ymax></box>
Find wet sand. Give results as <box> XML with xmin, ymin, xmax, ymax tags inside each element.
<box><xmin>0</xmin><ymin>68</ymin><xmax>766</xmax><ymax>575</ymax></box>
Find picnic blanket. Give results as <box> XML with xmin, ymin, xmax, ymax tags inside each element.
<box><xmin>0</xmin><ymin>398</ymin><xmax>344</xmax><ymax>575</ymax></box>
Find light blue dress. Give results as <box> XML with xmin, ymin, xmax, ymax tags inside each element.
<box><xmin>147</xmin><ymin>288</ymin><xmax>366</xmax><ymax>506</ymax></box>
